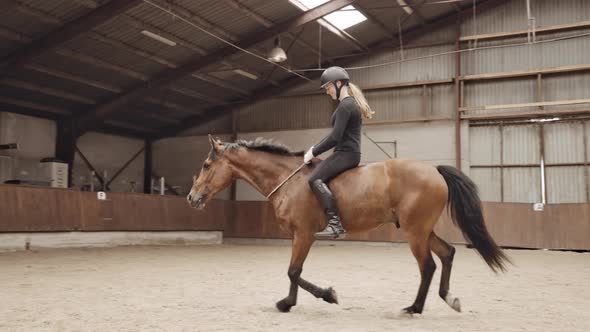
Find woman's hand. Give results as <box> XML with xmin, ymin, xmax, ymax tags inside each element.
<box><xmin>304</xmin><ymin>146</ymin><xmax>314</xmax><ymax>164</ymax></box>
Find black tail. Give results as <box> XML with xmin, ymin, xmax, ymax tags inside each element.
<box><xmin>437</xmin><ymin>165</ymin><xmax>510</xmax><ymax>273</ymax></box>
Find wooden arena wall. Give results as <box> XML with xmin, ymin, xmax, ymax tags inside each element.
<box><xmin>226</xmin><ymin>201</ymin><xmax>590</xmax><ymax>250</ymax></box>
<box><xmin>0</xmin><ymin>185</ymin><xmax>225</xmax><ymax>232</ymax></box>
<box><xmin>1</xmin><ymin>185</ymin><xmax>588</xmax><ymax>250</ymax></box>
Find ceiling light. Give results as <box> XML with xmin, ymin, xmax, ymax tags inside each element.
<box><xmin>268</xmin><ymin>38</ymin><xmax>287</xmax><ymax>63</ymax></box>
<box><xmin>233</xmin><ymin>69</ymin><xmax>258</xmax><ymax>80</ymax></box>
<box><xmin>141</xmin><ymin>30</ymin><xmax>177</xmax><ymax>46</ymax></box>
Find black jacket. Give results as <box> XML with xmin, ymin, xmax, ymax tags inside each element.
<box><xmin>312</xmin><ymin>96</ymin><xmax>362</xmax><ymax>156</ymax></box>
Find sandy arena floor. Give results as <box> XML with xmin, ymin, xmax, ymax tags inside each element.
<box><xmin>0</xmin><ymin>242</ymin><xmax>589</xmax><ymax>331</ymax></box>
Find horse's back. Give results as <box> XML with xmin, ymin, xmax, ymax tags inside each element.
<box><xmin>331</xmin><ymin>158</ymin><xmax>448</xmax><ymax>210</ymax></box>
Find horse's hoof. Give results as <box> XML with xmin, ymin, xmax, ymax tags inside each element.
<box><xmin>401</xmin><ymin>305</ymin><xmax>421</xmax><ymax>316</ymax></box>
<box><xmin>323</xmin><ymin>287</ymin><xmax>339</xmax><ymax>304</ymax></box>
<box><xmin>275</xmin><ymin>299</ymin><xmax>292</xmax><ymax>313</ymax></box>
<box><xmin>450</xmin><ymin>297</ymin><xmax>461</xmax><ymax>312</ymax></box>
<box><xmin>443</xmin><ymin>293</ymin><xmax>462</xmax><ymax>312</ymax></box>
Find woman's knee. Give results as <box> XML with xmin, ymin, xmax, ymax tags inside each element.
<box><xmin>308</xmin><ymin>176</ymin><xmax>321</xmax><ymax>187</ymax></box>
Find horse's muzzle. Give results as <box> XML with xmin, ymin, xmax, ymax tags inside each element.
<box><xmin>187</xmin><ymin>193</ymin><xmax>207</xmax><ymax>209</ymax></box>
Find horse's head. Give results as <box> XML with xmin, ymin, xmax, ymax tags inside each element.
<box><xmin>187</xmin><ymin>135</ymin><xmax>234</xmax><ymax>209</ymax></box>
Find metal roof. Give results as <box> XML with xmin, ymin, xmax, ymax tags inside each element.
<box><xmin>0</xmin><ymin>0</ymin><xmax>474</xmax><ymax>138</ymax></box>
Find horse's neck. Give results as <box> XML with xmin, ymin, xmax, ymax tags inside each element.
<box><xmin>228</xmin><ymin>150</ymin><xmax>299</xmax><ymax>196</ymax></box>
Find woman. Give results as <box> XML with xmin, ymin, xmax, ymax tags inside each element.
<box><xmin>304</xmin><ymin>66</ymin><xmax>374</xmax><ymax>238</ymax></box>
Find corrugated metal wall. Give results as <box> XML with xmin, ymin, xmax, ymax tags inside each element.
<box><xmin>238</xmin><ymin>43</ymin><xmax>457</xmax><ymax>133</ymax></box>
<box><xmin>469</xmin><ymin>126</ymin><xmax>501</xmax><ymax>201</ymax></box>
<box><xmin>503</xmin><ymin>124</ymin><xmax>541</xmax><ymax>203</ymax></box>
<box><xmin>237</xmin><ymin>94</ymin><xmax>333</xmax><ymax>133</ymax></box>
<box><xmin>463</xmin><ymin>78</ymin><xmax>536</xmax><ymax>113</ymax></box>
<box><xmin>470</xmin><ymin>120</ymin><xmax>590</xmax><ymax>203</ymax></box>
<box><xmin>462</xmin><ymin>0</ymin><xmax>590</xmax><ymax>203</ymax></box>
<box><xmin>544</xmin><ymin>121</ymin><xmax>588</xmax><ymax>203</ymax></box>
<box><xmin>0</xmin><ymin>112</ymin><xmax>56</xmax><ymax>184</ymax></box>
<box><xmin>153</xmin><ymin>134</ymin><xmax>233</xmax><ymax>196</ymax></box>
<box><xmin>73</xmin><ymin>133</ymin><xmax>145</xmax><ymax>193</ymax></box>
<box><xmin>543</xmin><ymin>73</ymin><xmax>590</xmax><ymax>106</ymax></box>
<box><xmin>461</xmin><ymin>0</ymin><xmax>590</xmax><ymax>75</ymax></box>
<box><xmin>351</xmin><ymin>44</ymin><xmax>456</xmax><ymax>86</ymax></box>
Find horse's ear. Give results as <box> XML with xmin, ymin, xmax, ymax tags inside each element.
<box><xmin>208</xmin><ymin>134</ymin><xmax>222</xmax><ymax>155</ymax></box>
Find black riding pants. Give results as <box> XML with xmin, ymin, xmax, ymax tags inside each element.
<box><xmin>308</xmin><ymin>151</ymin><xmax>361</xmax><ymax>185</ymax></box>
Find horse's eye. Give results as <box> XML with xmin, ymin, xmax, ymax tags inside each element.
<box><xmin>203</xmin><ymin>163</ymin><xmax>210</xmax><ymax>170</ymax></box>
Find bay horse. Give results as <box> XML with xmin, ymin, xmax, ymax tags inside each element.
<box><xmin>187</xmin><ymin>135</ymin><xmax>509</xmax><ymax>315</ymax></box>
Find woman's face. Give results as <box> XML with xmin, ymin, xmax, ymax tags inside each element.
<box><xmin>324</xmin><ymin>81</ymin><xmax>340</xmax><ymax>100</ymax></box>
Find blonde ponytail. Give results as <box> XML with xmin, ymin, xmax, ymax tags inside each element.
<box><xmin>347</xmin><ymin>83</ymin><xmax>374</xmax><ymax>119</ymax></box>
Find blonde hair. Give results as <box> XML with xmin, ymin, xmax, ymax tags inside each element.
<box><xmin>347</xmin><ymin>83</ymin><xmax>374</xmax><ymax>119</ymax></box>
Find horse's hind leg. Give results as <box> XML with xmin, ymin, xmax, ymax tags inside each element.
<box><xmin>430</xmin><ymin>232</ymin><xmax>461</xmax><ymax>312</ymax></box>
<box><xmin>403</xmin><ymin>231</ymin><xmax>437</xmax><ymax>315</ymax></box>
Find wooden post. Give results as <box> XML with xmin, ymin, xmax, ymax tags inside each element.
<box><xmin>454</xmin><ymin>17</ymin><xmax>462</xmax><ymax>170</ymax></box>
<box><xmin>143</xmin><ymin>139</ymin><xmax>153</xmax><ymax>194</ymax></box>
<box><xmin>500</xmin><ymin>123</ymin><xmax>504</xmax><ymax>202</ymax></box>
<box><xmin>230</xmin><ymin>110</ymin><xmax>238</xmax><ymax>201</ymax></box>
<box><xmin>537</xmin><ymin>73</ymin><xmax>543</xmax><ymax>110</ymax></box>
<box><xmin>583</xmin><ymin>121</ymin><xmax>589</xmax><ymax>203</ymax></box>
<box><xmin>539</xmin><ymin>124</ymin><xmax>547</xmax><ymax>204</ymax></box>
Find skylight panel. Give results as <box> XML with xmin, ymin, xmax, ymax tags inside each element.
<box><xmin>289</xmin><ymin>1</ymin><xmax>367</xmax><ymax>30</ymax></box>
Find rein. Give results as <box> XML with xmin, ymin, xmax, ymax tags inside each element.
<box><xmin>266</xmin><ymin>162</ymin><xmax>306</xmax><ymax>199</ymax></box>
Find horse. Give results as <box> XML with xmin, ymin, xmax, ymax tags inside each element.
<box><xmin>187</xmin><ymin>135</ymin><xmax>510</xmax><ymax>315</ymax></box>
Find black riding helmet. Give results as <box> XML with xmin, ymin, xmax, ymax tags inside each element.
<box><xmin>320</xmin><ymin>66</ymin><xmax>350</xmax><ymax>99</ymax></box>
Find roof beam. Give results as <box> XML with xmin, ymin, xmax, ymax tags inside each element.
<box><xmin>404</xmin><ymin>0</ymin><xmax>428</xmax><ymax>26</ymax></box>
<box><xmin>0</xmin><ymin>96</ymin><xmax>70</xmax><ymax>115</ymax></box>
<box><xmin>0</xmin><ymin>78</ymin><xmax>95</xmax><ymax>104</ymax></box>
<box><xmin>317</xmin><ymin>18</ymin><xmax>368</xmax><ymax>51</ymax></box>
<box><xmin>75</xmin><ymin>0</ymin><xmax>355</xmax><ymax>134</ymax></box>
<box><xmin>0</xmin><ymin>0</ymin><xmax>142</xmax><ymax>75</ymax></box>
<box><xmin>0</xmin><ymin>25</ymin><xmax>31</xmax><ymax>43</ymax></box>
<box><xmin>27</xmin><ymin>62</ymin><xmax>219</xmax><ymax>105</ymax></box>
<box><xmin>159</xmin><ymin>0</ymin><xmax>510</xmax><ymax>137</ymax></box>
<box><xmin>130</xmin><ymin>110</ymin><xmax>180</xmax><ymax>125</ymax></box>
<box><xmin>94</xmin><ymin>124</ymin><xmax>152</xmax><ymax>140</ymax></box>
<box><xmin>167</xmin><ymin>86</ymin><xmax>226</xmax><ymax>105</ymax></box>
<box><xmin>14</xmin><ymin>3</ymin><xmax>62</xmax><ymax>25</ymax></box>
<box><xmin>354</xmin><ymin>3</ymin><xmax>396</xmax><ymax>41</ymax></box>
<box><xmin>3</xmin><ymin>25</ymin><xmax>217</xmax><ymax>110</ymax></box>
<box><xmin>25</xmin><ymin>63</ymin><xmax>123</xmax><ymax>93</ymax></box>
<box><xmin>161</xmin><ymin>1</ymin><xmax>281</xmax><ymax>86</ymax></box>
<box><xmin>104</xmin><ymin>120</ymin><xmax>158</xmax><ymax>134</ymax></box>
<box><xmin>222</xmin><ymin>0</ymin><xmax>332</xmax><ymax>61</ymax></box>
<box><xmin>71</xmin><ymin>0</ymin><xmax>98</xmax><ymax>9</ymax></box>
<box><xmin>122</xmin><ymin>14</ymin><xmax>271</xmax><ymax>92</ymax></box>
<box><xmin>143</xmin><ymin>97</ymin><xmax>202</xmax><ymax>116</ymax></box>
<box><xmin>55</xmin><ymin>47</ymin><xmax>149</xmax><ymax>81</ymax></box>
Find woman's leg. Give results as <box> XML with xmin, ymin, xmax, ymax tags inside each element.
<box><xmin>308</xmin><ymin>152</ymin><xmax>360</xmax><ymax>238</ymax></box>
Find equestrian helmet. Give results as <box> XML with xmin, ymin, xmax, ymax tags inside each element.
<box><xmin>320</xmin><ymin>66</ymin><xmax>350</xmax><ymax>88</ymax></box>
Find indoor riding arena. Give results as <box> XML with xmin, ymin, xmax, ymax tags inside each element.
<box><xmin>1</xmin><ymin>0</ymin><xmax>589</xmax><ymax>331</ymax></box>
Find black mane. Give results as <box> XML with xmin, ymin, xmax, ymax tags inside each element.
<box><xmin>225</xmin><ymin>138</ymin><xmax>304</xmax><ymax>156</ymax></box>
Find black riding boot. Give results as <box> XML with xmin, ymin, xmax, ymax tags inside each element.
<box><xmin>310</xmin><ymin>179</ymin><xmax>346</xmax><ymax>239</ymax></box>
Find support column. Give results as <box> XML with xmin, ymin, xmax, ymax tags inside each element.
<box><xmin>55</xmin><ymin>118</ymin><xmax>76</xmax><ymax>188</ymax></box>
<box><xmin>143</xmin><ymin>139</ymin><xmax>153</xmax><ymax>194</ymax></box>
<box><xmin>454</xmin><ymin>17</ymin><xmax>463</xmax><ymax>170</ymax></box>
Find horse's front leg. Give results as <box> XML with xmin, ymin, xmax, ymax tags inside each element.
<box><xmin>276</xmin><ymin>232</ymin><xmax>311</xmax><ymax>312</ymax></box>
<box><xmin>276</xmin><ymin>232</ymin><xmax>338</xmax><ymax>312</ymax></box>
